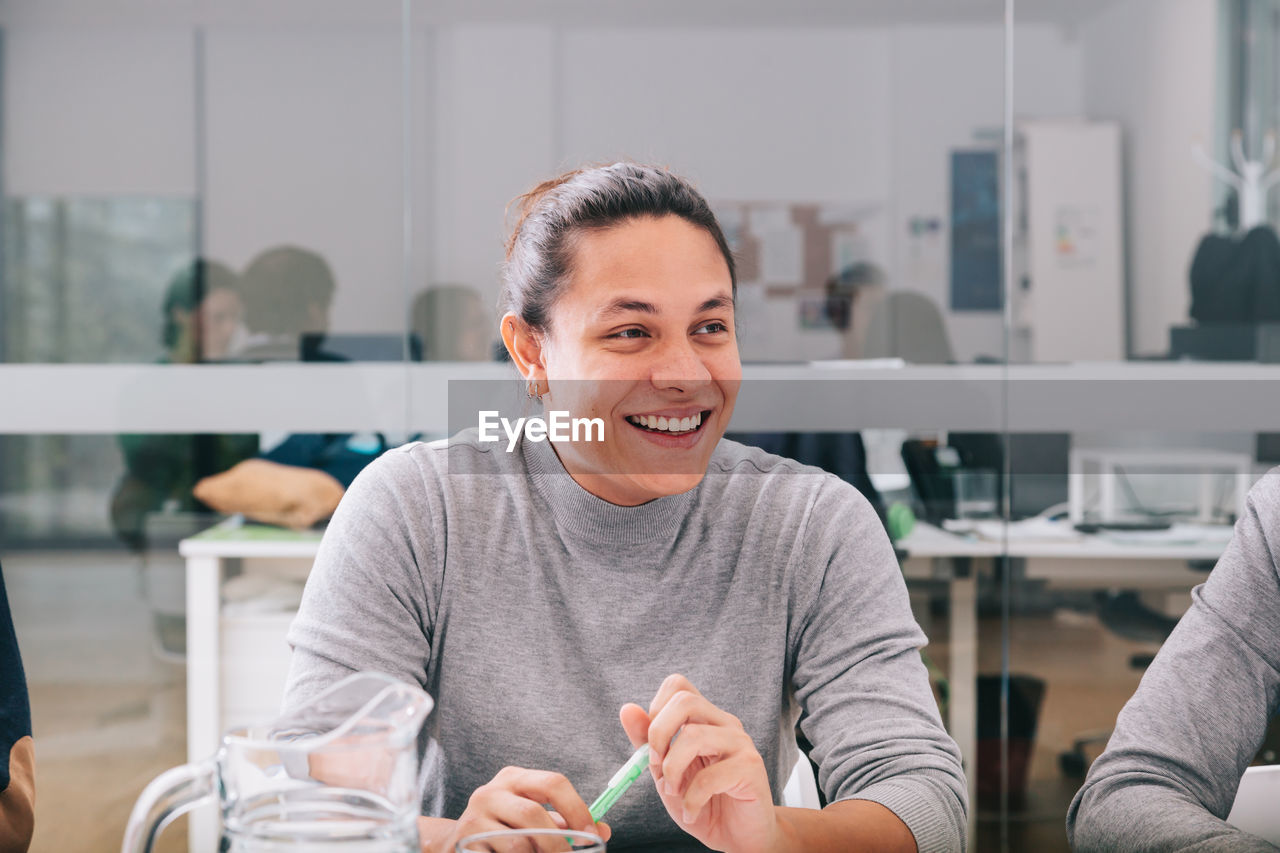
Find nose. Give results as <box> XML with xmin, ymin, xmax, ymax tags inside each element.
<box><xmin>650</xmin><ymin>337</ymin><xmax>712</xmax><ymax>393</ymax></box>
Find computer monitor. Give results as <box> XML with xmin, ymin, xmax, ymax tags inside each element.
<box><xmin>300</xmin><ymin>333</ymin><xmax>423</xmax><ymax>362</ymax></box>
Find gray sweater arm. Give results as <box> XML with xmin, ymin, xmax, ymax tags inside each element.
<box><xmin>1068</xmin><ymin>472</ymin><xmax>1280</xmax><ymax>851</ymax></box>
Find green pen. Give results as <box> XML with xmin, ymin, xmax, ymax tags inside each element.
<box><xmin>588</xmin><ymin>744</ymin><xmax>651</xmax><ymax>823</ymax></box>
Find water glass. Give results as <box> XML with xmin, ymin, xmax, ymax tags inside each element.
<box><xmin>455</xmin><ymin>829</ymin><xmax>605</xmax><ymax>853</ymax></box>
<box><xmin>954</xmin><ymin>469</ymin><xmax>999</xmax><ymax>519</ymax></box>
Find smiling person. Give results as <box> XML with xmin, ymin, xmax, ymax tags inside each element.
<box><xmin>282</xmin><ymin>163</ymin><xmax>966</xmax><ymax>853</ymax></box>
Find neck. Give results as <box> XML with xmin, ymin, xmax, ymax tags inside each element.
<box><xmin>549</xmin><ymin>445</ymin><xmax>657</xmax><ymax>507</ymax></box>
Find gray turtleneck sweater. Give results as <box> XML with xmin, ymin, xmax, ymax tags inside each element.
<box><xmin>283</xmin><ymin>431</ymin><xmax>967</xmax><ymax>852</ymax></box>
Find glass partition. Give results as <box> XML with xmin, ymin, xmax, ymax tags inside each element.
<box><xmin>0</xmin><ymin>3</ymin><xmax>411</xmax><ymax>850</ymax></box>
<box><xmin>6</xmin><ymin>1</ymin><xmax>1220</xmax><ymax>851</ymax></box>
<box><xmin>1001</xmin><ymin>0</ymin><xmax>1274</xmax><ymax>849</ymax></box>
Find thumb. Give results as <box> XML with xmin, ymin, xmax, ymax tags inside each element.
<box><xmin>618</xmin><ymin>703</ymin><xmax>651</xmax><ymax>750</ymax></box>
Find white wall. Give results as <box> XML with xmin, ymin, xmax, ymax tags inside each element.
<box><xmin>5</xmin><ymin>27</ymin><xmax>196</xmax><ymax>196</ymax></box>
<box><xmin>3</xmin><ymin>14</ymin><xmax>1089</xmax><ymax>359</ymax></box>
<box><xmin>1079</xmin><ymin>0</ymin><xmax>1217</xmax><ymax>357</ymax></box>
<box><xmin>429</xmin><ymin>25</ymin><xmax>556</xmax><ymax>318</ymax></box>
<box><xmin>432</xmin><ymin>22</ymin><xmax>1082</xmax><ymax>362</ymax></box>
<box><xmin>889</xmin><ymin>23</ymin><xmax>1083</xmax><ymax>361</ymax></box>
<box><xmin>201</xmin><ymin>26</ymin><xmax>407</xmax><ymax>333</ymax></box>
<box><xmin>561</xmin><ymin>28</ymin><xmax>894</xmax><ymax>202</ymax></box>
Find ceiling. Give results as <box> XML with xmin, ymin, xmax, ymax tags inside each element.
<box><xmin>0</xmin><ymin>0</ymin><xmax>1134</xmax><ymax>30</ymax></box>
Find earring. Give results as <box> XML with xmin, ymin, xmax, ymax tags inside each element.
<box><xmin>526</xmin><ymin>379</ymin><xmax>543</xmax><ymax>400</ymax></box>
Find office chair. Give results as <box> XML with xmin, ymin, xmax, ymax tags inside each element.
<box><xmin>1058</xmin><ymin>592</ymin><xmax>1180</xmax><ymax>776</ymax></box>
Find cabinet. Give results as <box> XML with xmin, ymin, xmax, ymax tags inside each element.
<box><xmin>1013</xmin><ymin>120</ymin><xmax>1126</xmax><ymax>362</ymax></box>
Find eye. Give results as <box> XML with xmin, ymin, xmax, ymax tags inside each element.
<box><xmin>610</xmin><ymin>327</ymin><xmax>649</xmax><ymax>339</ymax></box>
<box><xmin>693</xmin><ymin>321</ymin><xmax>729</xmax><ymax>335</ymax></box>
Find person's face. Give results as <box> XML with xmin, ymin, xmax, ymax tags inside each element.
<box><xmin>504</xmin><ymin>215</ymin><xmax>741</xmax><ymax>506</ymax></box>
<box><xmin>199</xmin><ymin>288</ymin><xmax>243</xmax><ymax>360</ymax></box>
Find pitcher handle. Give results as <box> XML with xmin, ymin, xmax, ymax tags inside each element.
<box><xmin>121</xmin><ymin>759</ymin><xmax>217</xmax><ymax>853</ymax></box>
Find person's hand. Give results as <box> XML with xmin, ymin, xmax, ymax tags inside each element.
<box><xmin>438</xmin><ymin>766</ymin><xmax>611</xmax><ymax>852</ymax></box>
<box><xmin>193</xmin><ymin>459</ymin><xmax>344</xmax><ymax>529</ymax></box>
<box><xmin>619</xmin><ymin>675</ymin><xmax>779</xmax><ymax>853</ymax></box>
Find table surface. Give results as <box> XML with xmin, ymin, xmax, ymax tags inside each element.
<box><xmin>178</xmin><ymin>517</ymin><xmax>324</xmax><ymax>559</ymax></box>
<box><xmin>178</xmin><ymin>515</ymin><xmax>1234</xmax><ymax>563</ymax></box>
<box><xmin>901</xmin><ymin>519</ymin><xmax>1232</xmax><ymax>561</ymax></box>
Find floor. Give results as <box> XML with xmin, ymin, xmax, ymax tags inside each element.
<box><xmin>9</xmin><ymin>551</ymin><xmax>189</xmax><ymax>853</ymax></box>
<box><xmin>967</xmin><ymin>608</ymin><xmax>1151</xmax><ymax>852</ymax></box>
<box><xmin>6</xmin><ymin>550</ymin><xmax>1158</xmax><ymax>853</ymax></box>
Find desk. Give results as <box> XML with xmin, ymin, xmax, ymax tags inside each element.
<box><xmin>179</xmin><ymin>521</ymin><xmax>323</xmax><ymax>853</ymax></box>
<box><xmin>899</xmin><ymin>520</ymin><xmax>1230</xmax><ymax>831</ymax></box>
<box><xmin>180</xmin><ymin>519</ymin><xmax>1230</xmax><ymax>851</ymax></box>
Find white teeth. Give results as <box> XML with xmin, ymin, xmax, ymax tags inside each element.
<box><xmin>628</xmin><ymin>413</ymin><xmax>706</xmax><ymax>432</ymax></box>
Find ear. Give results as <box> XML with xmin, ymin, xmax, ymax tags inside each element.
<box><xmin>500</xmin><ymin>312</ymin><xmax>547</xmax><ymax>385</ymax></box>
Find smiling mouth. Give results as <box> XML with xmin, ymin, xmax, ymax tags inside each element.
<box><xmin>625</xmin><ymin>411</ymin><xmax>710</xmax><ymax>436</ymax></box>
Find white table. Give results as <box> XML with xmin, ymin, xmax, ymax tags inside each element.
<box><xmin>899</xmin><ymin>520</ymin><xmax>1230</xmax><ymax>830</ymax></box>
<box><xmin>180</xmin><ymin>518</ymin><xmax>1230</xmax><ymax>851</ymax></box>
<box><xmin>179</xmin><ymin>522</ymin><xmax>324</xmax><ymax>853</ymax></box>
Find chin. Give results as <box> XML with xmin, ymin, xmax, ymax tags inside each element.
<box><xmin>631</xmin><ymin>471</ymin><xmax>707</xmax><ymax>499</ymax></box>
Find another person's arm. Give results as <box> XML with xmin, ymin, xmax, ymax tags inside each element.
<box><xmin>1067</xmin><ymin>470</ymin><xmax>1280</xmax><ymax>852</ymax></box>
<box><xmin>193</xmin><ymin>458</ymin><xmax>344</xmax><ymax>529</ymax></box>
<box><xmin>0</xmin><ymin>563</ymin><xmax>34</xmax><ymax>853</ymax></box>
<box><xmin>193</xmin><ymin>434</ymin><xmax>380</xmax><ymax>530</ymax></box>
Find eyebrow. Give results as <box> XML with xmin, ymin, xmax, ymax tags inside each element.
<box><xmin>594</xmin><ymin>293</ymin><xmax>734</xmax><ymax>321</ymax></box>
<box><xmin>696</xmin><ymin>295</ymin><xmax>735</xmax><ymax>313</ymax></box>
<box><xmin>596</xmin><ymin>298</ymin><xmax>658</xmax><ymax>319</ymax></box>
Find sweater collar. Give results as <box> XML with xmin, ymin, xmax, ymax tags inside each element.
<box><xmin>523</xmin><ymin>435</ymin><xmax>698</xmax><ymax>547</ymax></box>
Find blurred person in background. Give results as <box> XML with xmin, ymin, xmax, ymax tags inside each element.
<box><xmin>410</xmin><ymin>284</ymin><xmax>494</xmax><ymax>362</ymax></box>
<box><xmin>236</xmin><ymin>244</ymin><xmax>336</xmax><ymax>362</ymax></box>
<box><xmin>194</xmin><ymin>245</ymin><xmax>383</xmax><ymax>529</ymax></box>
<box><xmin>110</xmin><ymin>259</ymin><xmax>259</xmax><ymax>553</ymax></box>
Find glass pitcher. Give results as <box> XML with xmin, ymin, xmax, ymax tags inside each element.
<box><xmin>123</xmin><ymin>672</ymin><xmax>433</xmax><ymax>853</ymax></box>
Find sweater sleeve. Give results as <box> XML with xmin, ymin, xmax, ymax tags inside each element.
<box><xmin>791</xmin><ymin>478</ymin><xmax>968</xmax><ymax>853</ymax></box>
<box><xmin>0</xmin><ymin>563</ymin><xmax>33</xmax><ymax>853</ymax></box>
<box><xmin>283</xmin><ymin>447</ymin><xmax>440</xmax><ymax>710</ymax></box>
<box><xmin>1067</xmin><ymin>469</ymin><xmax>1280</xmax><ymax>852</ymax></box>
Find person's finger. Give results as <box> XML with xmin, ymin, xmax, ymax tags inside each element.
<box><xmin>452</xmin><ymin>813</ymin><xmax>511</xmax><ymax>852</ymax></box>
<box><xmin>618</xmin><ymin>703</ymin><xmax>651</xmax><ymax>750</ymax></box>
<box><xmin>481</xmin><ymin>787</ymin><xmax>563</xmax><ymax>833</ymax></box>
<box><xmin>544</xmin><ymin>813</ymin><xmax>610</xmax><ymax>849</ymax></box>
<box><xmin>646</xmin><ymin>689</ymin><xmax>740</xmax><ymax>768</ymax></box>
<box><xmin>492</xmin><ymin>767</ymin><xmax>595</xmax><ymax>833</ymax></box>
<box><xmin>657</xmin><ymin>723</ymin><xmax>749</xmax><ymax>798</ymax></box>
<box><xmin>679</xmin><ymin>753</ymin><xmax>768</xmax><ymax>825</ymax></box>
<box><xmin>646</xmin><ymin>673</ymin><xmax>702</xmax><ymax>719</ymax></box>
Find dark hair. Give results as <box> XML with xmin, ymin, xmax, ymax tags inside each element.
<box><xmin>162</xmin><ymin>259</ymin><xmax>239</xmax><ymax>349</ymax></box>
<box><xmin>239</xmin><ymin>245</ymin><xmax>336</xmax><ymax>335</ymax></box>
<box><xmin>501</xmin><ymin>162</ymin><xmax>736</xmax><ymax>333</ymax></box>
